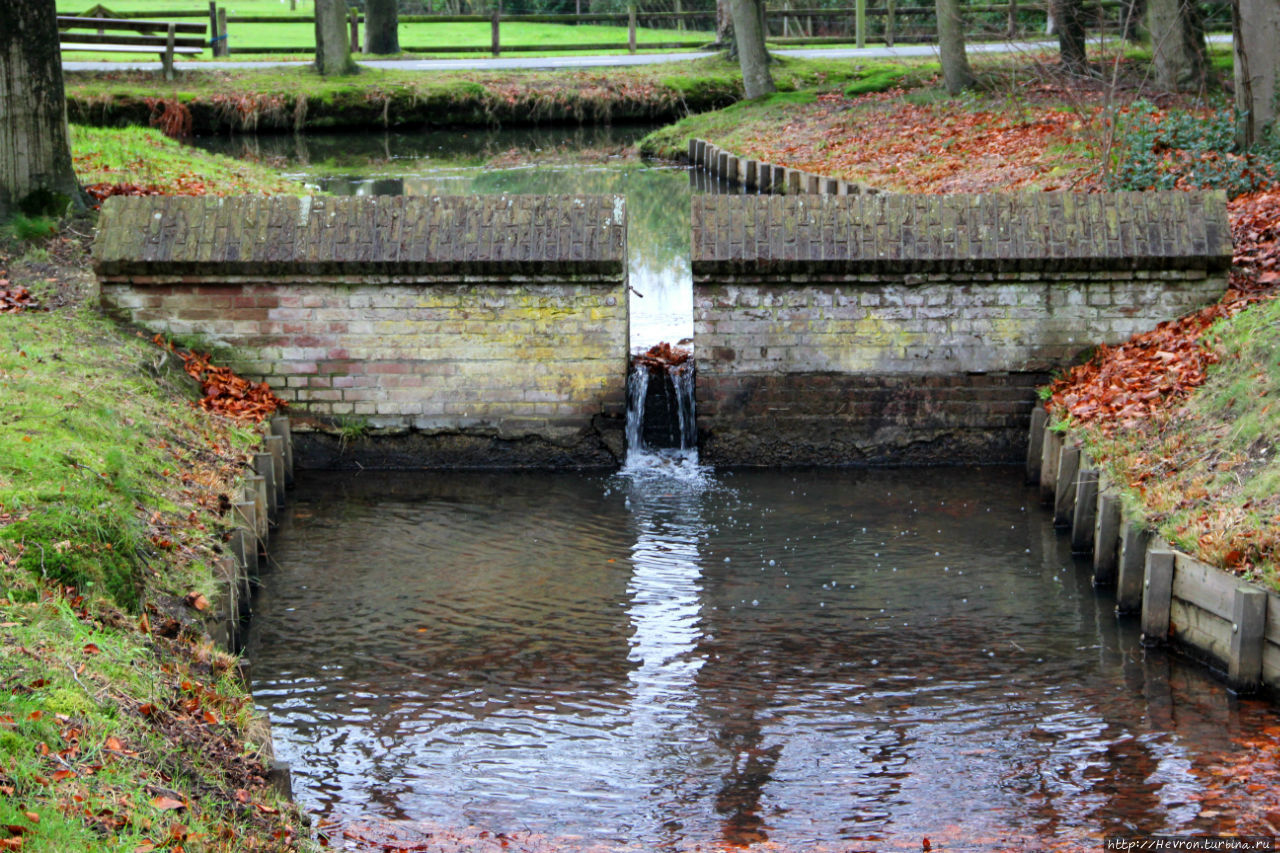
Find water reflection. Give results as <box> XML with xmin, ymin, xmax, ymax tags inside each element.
<box><xmin>244</xmin><ymin>467</ymin><xmax>1276</xmax><ymax>851</ymax></box>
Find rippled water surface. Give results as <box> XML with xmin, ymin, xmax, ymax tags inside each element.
<box><xmin>245</xmin><ymin>466</ymin><xmax>1275</xmax><ymax>851</ymax></box>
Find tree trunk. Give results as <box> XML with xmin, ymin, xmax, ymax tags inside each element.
<box><xmin>0</xmin><ymin>0</ymin><xmax>84</xmax><ymax>220</ymax></box>
<box><xmin>1147</xmin><ymin>0</ymin><xmax>1206</xmax><ymax>92</ymax></box>
<box><xmin>1053</xmin><ymin>0</ymin><xmax>1088</xmax><ymax>75</ymax></box>
<box><xmin>364</xmin><ymin>0</ymin><xmax>400</xmax><ymax>54</ymax></box>
<box><xmin>729</xmin><ymin>0</ymin><xmax>775</xmax><ymax>99</ymax></box>
<box><xmin>1233</xmin><ymin>0</ymin><xmax>1280</xmax><ymax>147</ymax></box>
<box><xmin>936</xmin><ymin>0</ymin><xmax>976</xmax><ymax>93</ymax></box>
<box><xmin>315</xmin><ymin>0</ymin><xmax>358</xmax><ymax>75</ymax></box>
<box><xmin>716</xmin><ymin>0</ymin><xmax>735</xmax><ymax>49</ymax></box>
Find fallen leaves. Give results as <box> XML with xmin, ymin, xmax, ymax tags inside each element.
<box><xmin>0</xmin><ymin>283</ymin><xmax>38</xmax><ymax>314</ymax></box>
<box><xmin>147</xmin><ymin>334</ymin><xmax>286</xmax><ymax>423</ymax></box>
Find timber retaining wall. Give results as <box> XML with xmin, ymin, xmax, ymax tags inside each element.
<box><xmin>1028</xmin><ymin>410</ymin><xmax>1280</xmax><ymax>694</ymax></box>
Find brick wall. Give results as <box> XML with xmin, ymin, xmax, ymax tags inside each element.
<box><xmin>692</xmin><ymin>192</ymin><xmax>1233</xmax><ymax>465</ymax></box>
<box><xmin>94</xmin><ymin>195</ymin><xmax>629</xmax><ymax>468</ymax></box>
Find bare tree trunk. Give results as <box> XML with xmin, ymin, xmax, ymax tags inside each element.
<box><xmin>364</xmin><ymin>0</ymin><xmax>400</xmax><ymax>54</ymax></box>
<box><xmin>716</xmin><ymin>0</ymin><xmax>735</xmax><ymax>48</ymax></box>
<box><xmin>1233</xmin><ymin>0</ymin><xmax>1280</xmax><ymax>147</ymax></box>
<box><xmin>729</xmin><ymin>0</ymin><xmax>775</xmax><ymax>99</ymax></box>
<box><xmin>1054</xmin><ymin>0</ymin><xmax>1089</xmax><ymax>75</ymax></box>
<box><xmin>0</xmin><ymin>0</ymin><xmax>84</xmax><ymax>220</ymax></box>
<box><xmin>936</xmin><ymin>0</ymin><xmax>976</xmax><ymax>93</ymax></box>
<box><xmin>1147</xmin><ymin>0</ymin><xmax>1206</xmax><ymax>91</ymax></box>
<box><xmin>315</xmin><ymin>0</ymin><xmax>358</xmax><ymax>75</ymax></box>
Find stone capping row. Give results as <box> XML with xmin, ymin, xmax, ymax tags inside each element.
<box><xmin>1027</xmin><ymin>408</ymin><xmax>1280</xmax><ymax>694</ymax></box>
<box><xmin>690</xmin><ymin>192</ymin><xmax>1234</xmax><ymax>275</ymax></box>
<box><xmin>92</xmin><ymin>194</ymin><xmax>628</xmax><ymax>278</ymax></box>
<box><xmin>687</xmin><ymin>137</ymin><xmax>879</xmax><ymax>197</ymax></box>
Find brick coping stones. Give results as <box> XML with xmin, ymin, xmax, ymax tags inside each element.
<box><xmin>93</xmin><ymin>194</ymin><xmax>627</xmax><ymax>279</ymax></box>
<box><xmin>691</xmin><ymin>192</ymin><xmax>1233</xmax><ymax>274</ymax></box>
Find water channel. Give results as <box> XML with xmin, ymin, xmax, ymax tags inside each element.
<box><xmin>196</xmin><ymin>129</ymin><xmax>1279</xmax><ymax>851</ymax></box>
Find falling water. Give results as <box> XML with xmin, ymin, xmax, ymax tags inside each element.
<box><xmin>624</xmin><ymin>348</ymin><xmax>699</xmax><ymax>474</ymax></box>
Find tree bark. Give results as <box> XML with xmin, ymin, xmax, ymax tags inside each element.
<box><xmin>1233</xmin><ymin>0</ymin><xmax>1280</xmax><ymax>147</ymax></box>
<box><xmin>729</xmin><ymin>0</ymin><xmax>775</xmax><ymax>99</ymax></box>
<box><xmin>0</xmin><ymin>0</ymin><xmax>84</xmax><ymax>220</ymax></box>
<box><xmin>1053</xmin><ymin>0</ymin><xmax>1089</xmax><ymax>75</ymax></box>
<box><xmin>364</xmin><ymin>0</ymin><xmax>400</xmax><ymax>55</ymax></box>
<box><xmin>935</xmin><ymin>0</ymin><xmax>976</xmax><ymax>93</ymax></box>
<box><xmin>315</xmin><ymin>0</ymin><xmax>359</xmax><ymax>76</ymax></box>
<box><xmin>1147</xmin><ymin>0</ymin><xmax>1206</xmax><ymax>92</ymax></box>
<box><xmin>716</xmin><ymin>0</ymin><xmax>735</xmax><ymax>49</ymax></box>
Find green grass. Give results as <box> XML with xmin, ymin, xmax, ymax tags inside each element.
<box><xmin>1075</xmin><ymin>297</ymin><xmax>1280</xmax><ymax>590</ymax></box>
<box><xmin>0</xmin><ymin>307</ymin><xmax>251</xmax><ymax>608</ymax></box>
<box><xmin>56</xmin><ymin>0</ymin><xmax>714</xmax><ymax>60</ymax></box>
<box><xmin>69</xmin><ymin>125</ymin><xmax>308</xmax><ymax>194</ymax></box>
<box><xmin>638</xmin><ymin>57</ymin><xmax>934</xmax><ymax>158</ymax></box>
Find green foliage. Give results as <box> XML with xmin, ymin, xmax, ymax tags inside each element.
<box><xmin>4</xmin><ymin>214</ymin><xmax>59</xmax><ymax>243</ymax></box>
<box><xmin>1108</xmin><ymin>100</ymin><xmax>1280</xmax><ymax>196</ymax></box>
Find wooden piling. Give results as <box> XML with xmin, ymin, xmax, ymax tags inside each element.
<box><xmin>1228</xmin><ymin>587</ymin><xmax>1266</xmax><ymax>692</ymax></box>
<box><xmin>1115</xmin><ymin>520</ymin><xmax>1150</xmax><ymax>614</ymax></box>
<box><xmin>1140</xmin><ymin>549</ymin><xmax>1175</xmax><ymax>644</ymax></box>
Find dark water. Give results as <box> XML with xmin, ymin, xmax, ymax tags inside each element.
<box><xmin>244</xmin><ymin>466</ymin><xmax>1275</xmax><ymax>851</ymax></box>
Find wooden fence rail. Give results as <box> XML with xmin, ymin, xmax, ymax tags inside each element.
<box><xmin>95</xmin><ymin>1</ymin><xmax>1230</xmax><ymax>59</ymax></box>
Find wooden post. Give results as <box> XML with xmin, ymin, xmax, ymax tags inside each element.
<box><xmin>1053</xmin><ymin>443</ymin><xmax>1080</xmax><ymax>528</ymax></box>
<box><xmin>885</xmin><ymin>0</ymin><xmax>895</xmax><ymax>46</ymax></box>
<box><xmin>628</xmin><ymin>4</ymin><xmax>637</xmax><ymax>53</ymax></box>
<box><xmin>216</xmin><ymin>6</ymin><xmax>227</xmax><ymax>55</ymax></box>
<box><xmin>1039</xmin><ymin>426</ymin><xmax>1062</xmax><ymax>504</ymax></box>
<box><xmin>1140</xmin><ymin>549</ymin><xmax>1175</xmax><ymax>645</ymax></box>
<box><xmin>1006</xmin><ymin>0</ymin><xmax>1017</xmax><ymax>37</ymax></box>
<box><xmin>162</xmin><ymin>22</ymin><xmax>176</xmax><ymax>80</ymax></box>
<box><xmin>1115</xmin><ymin>520</ymin><xmax>1150</xmax><ymax>614</ymax></box>
<box><xmin>253</xmin><ymin>454</ymin><xmax>277</xmax><ymax>523</ymax></box>
<box><xmin>855</xmin><ymin>0</ymin><xmax>866</xmax><ymax>47</ymax></box>
<box><xmin>1026</xmin><ymin>406</ymin><xmax>1046</xmax><ymax>483</ymax></box>
<box><xmin>676</xmin><ymin>0</ymin><xmax>684</xmax><ymax>31</ymax></box>
<box><xmin>349</xmin><ymin>7</ymin><xmax>360</xmax><ymax>53</ymax></box>
<box><xmin>1093</xmin><ymin>492</ymin><xmax>1122</xmax><ymax>587</ymax></box>
<box><xmin>491</xmin><ymin>8</ymin><xmax>500</xmax><ymax>56</ymax></box>
<box><xmin>208</xmin><ymin>1</ymin><xmax>219</xmax><ymax>55</ymax></box>
<box><xmin>1228</xmin><ymin>586</ymin><xmax>1266</xmax><ymax>692</ymax></box>
<box><xmin>270</xmin><ymin>415</ymin><xmax>294</xmax><ymax>486</ymax></box>
<box><xmin>1071</xmin><ymin>464</ymin><xmax>1098</xmax><ymax>554</ymax></box>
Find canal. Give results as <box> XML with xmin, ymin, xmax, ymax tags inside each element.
<box><xmin>197</xmin><ymin>129</ymin><xmax>1277</xmax><ymax>851</ymax></box>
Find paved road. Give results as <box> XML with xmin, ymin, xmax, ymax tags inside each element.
<box><xmin>64</xmin><ymin>40</ymin><xmax>1062</xmax><ymax>73</ymax></box>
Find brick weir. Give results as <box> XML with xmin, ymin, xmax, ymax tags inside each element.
<box><xmin>93</xmin><ymin>194</ymin><xmax>630</xmax><ymax>468</ymax></box>
<box><xmin>691</xmin><ymin>191</ymin><xmax>1233</xmax><ymax>465</ymax></box>
<box><xmin>93</xmin><ymin>190</ymin><xmax>1233</xmax><ymax>469</ymax></box>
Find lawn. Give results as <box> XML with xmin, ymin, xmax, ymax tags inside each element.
<box><xmin>56</xmin><ymin>0</ymin><xmax>715</xmax><ymax>60</ymax></box>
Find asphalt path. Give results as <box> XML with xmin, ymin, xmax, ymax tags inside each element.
<box><xmin>64</xmin><ymin>39</ymin><xmax>1064</xmax><ymax>73</ymax></box>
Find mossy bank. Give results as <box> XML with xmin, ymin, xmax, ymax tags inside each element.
<box><xmin>65</xmin><ymin>57</ymin><xmax>879</xmax><ymax>135</ymax></box>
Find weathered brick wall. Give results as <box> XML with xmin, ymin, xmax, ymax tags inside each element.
<box><xmin>692</xmin><ymin>192</ymin><xmax>1233</xmax><ymax>465</ymax></box>
<box><xmin>94</xmin><ymin>195</ymin><xmax>629</xmax><ymax>468</ymax></box>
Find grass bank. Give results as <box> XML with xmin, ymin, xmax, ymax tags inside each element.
<box><xmin>0</xmin><ymin>128</ymin><xmax>316</xmax><ymax>852</ymax></box>
<box><xmin>65</xmin><ymin>56</ymin><xmax>875</xmax><ymax>134</ymax></box>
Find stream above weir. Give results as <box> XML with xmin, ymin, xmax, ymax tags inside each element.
<box><xmin>243</xmin><ymin>465</ymin><xmax>1275</xmax><ymax>852</ymax></box>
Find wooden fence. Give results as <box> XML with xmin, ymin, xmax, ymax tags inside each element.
<box><xmin>101</xmin><ymin>1</ymin><xmax>1230</xmax><ymax>58</ymax></box>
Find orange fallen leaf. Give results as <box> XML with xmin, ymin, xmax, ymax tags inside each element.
<box><xmin>150</xmin><ymin>796</ymin><xmax>185</xmax><ymax>811</ymax></box>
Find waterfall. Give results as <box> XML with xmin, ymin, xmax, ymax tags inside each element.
<box><xmin>624</xmin><ymin>343</ymin><xmax>699</xmax><ymax>470</ymax></box>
